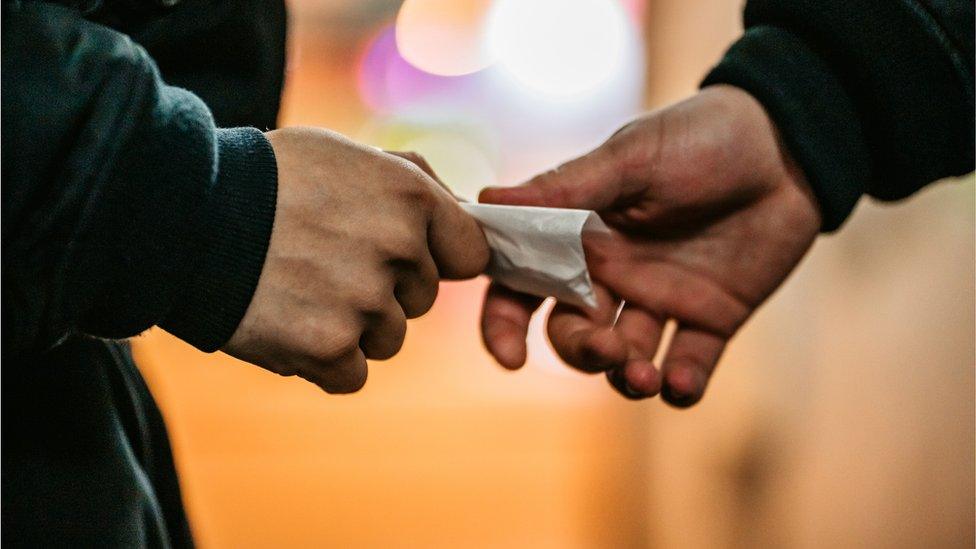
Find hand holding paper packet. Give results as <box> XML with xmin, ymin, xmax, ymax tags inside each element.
<box><xmin>459</xmin><ymin>203</ymin><xmax>608</xmax><ymax>309</ymax></box>
<box><xmin>383</xmin><ymin>149</ymin><xmax>609</xmax><ymax>310</ymax></box>
<box><xmin>389</xmin><ymin>87</ymin><xmax>822</xmax><ymax>409</ymax></box>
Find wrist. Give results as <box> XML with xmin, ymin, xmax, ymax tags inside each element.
<box><xmin>704</xmin><ymin>84</ymin><xmax>822</xmax><ymax>228</ymax></box>
<box><xmin>160</xmin><ymin>127</ymin><xmax>278</xmax><ymax>352</ymax></box>
<box><xmin>701</xmin><ymin>26</ymin><xmax>871</xmax><ymax>231</ymax></box>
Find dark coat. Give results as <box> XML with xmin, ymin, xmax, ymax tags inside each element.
<box><xmin>3</xmin><ymin>1</ymin><xmax>285</xmax><ymax>546</ymax></box>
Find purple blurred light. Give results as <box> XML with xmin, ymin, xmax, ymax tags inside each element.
<box><xmin>357</xmin><ymin>24</ymin><xmax>480</xmax><ymax>113</ymax></box>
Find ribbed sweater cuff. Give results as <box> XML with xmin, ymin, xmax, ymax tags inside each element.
<box><xmin>701</xmin><ymin>26</ymin><xmax>873</xmax><ymax>232</ymax></box>
<box><xmin>161</xmin><ymin>127</ymin><xmax>278</xmax><ymax>352</ymax></box>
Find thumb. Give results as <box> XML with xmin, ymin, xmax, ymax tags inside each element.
<box><xmin>479</xmin><ymin>142</ymin><xmax>625</xmax><ymax>210</ymax></box>
<box><xmin>427</xmin><ymin>192</ymin><xmax>490</xmax><ymax>280</ymax></box>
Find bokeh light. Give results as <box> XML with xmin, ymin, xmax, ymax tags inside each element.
<box><xmin>358</xmin><ymin>25</ymin><xmax>481</xmax><ymax>114</ymax></box>
<box><xmin>395</xmin><ymin>0</ymin><xmax>496</xmax><ymax>76</ymax></box>
<box><xmin>398</xmin><ymin>134</ymin><xmax>496</xmax><ymax>200</ymax></box>
<box><xmin>486</xmin><ymin>0</ymin><xmax>631</xmax><ymax>98</ymax></box>
<box><xmin>360</xmin><ymin>2</ymin><xmax>645</xmax><ymax>196</ymax></box>
<box><xmin>360</xmin><ymin>118</ymin><xmax>497</xmax><ymax>200</ymax></box>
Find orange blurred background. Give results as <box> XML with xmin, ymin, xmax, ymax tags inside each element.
<box><xmin>134</xmin><ymin>1</ymin><xmax>976</xmax><ymax>547</ymax></box>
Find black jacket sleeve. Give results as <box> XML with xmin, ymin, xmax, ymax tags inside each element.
<box><xmin>2</xmin><ymin>1</ymin><xmax>278</xmax><ymax>354</ymax></box>
<box><xmin>701</xmin><ymin>0</ymin><xmax>975</xmax><ymax>231</ymax></box>
<box><xmin>93</xmin><ymin>0</ymin><xmax>287</xmax><ymax>130</ymax></box>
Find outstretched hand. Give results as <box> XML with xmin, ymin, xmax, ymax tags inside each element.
<box><xmin>479</xmin><ymin>85</ymin><xmax>821</xmax><ymax>407</ymax></box>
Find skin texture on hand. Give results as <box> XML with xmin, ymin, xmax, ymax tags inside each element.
<box><xmin>479</xmin><ymin>85</ymin><xmax>821</xmax><ymax>407</ymax></box>
<box><xmin>224</xmin><ymin>127</ymin><xmax>489</xmax><ymax>394</ymax></box>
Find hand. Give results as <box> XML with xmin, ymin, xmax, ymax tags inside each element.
<box><xmin>224</xmin><ymin>127</ymin><xmax>489</xmax><ymax>393</ymax></box>
<box><xmin>479</xmin><ymin>85</ymin><xmax>821</xmax><ymax>407</ymax></box>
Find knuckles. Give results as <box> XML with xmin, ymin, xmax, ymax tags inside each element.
<box><xmin>350</xmin><ymin>283</ymin><xmax>393</xmax><ymax>316</ymax></box>
<box><xmin>361</xmin><ymin>321</ymin><xmax>406</xmax><ymax>360</ymax></box>
<box><xmin>377</xmin><ymin>233</ymin><xmax>428</xmax><ymax>264</ymax></box>
<box><xmin>400</xmin><ymin>281</ymin><xmax>438</xmax><ymax>319</ymax></box>
<box><xmin>392</xmin><ymin>166</ymin><xmax>438</xmax><ymax>207</ymax></box>
<box><xmin>306</xmin><ymin>323</ymin><xmax>362</xmax><ymax>365</ymax></box>
<box><xmin>342</xmin><ymin>367</ymin><xmax>369</xmax><ymax>393</ymax></box>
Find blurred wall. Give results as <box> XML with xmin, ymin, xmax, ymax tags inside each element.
<box><xmin>134</xmin><ymin>1</ymin><xmax>975</xmax><ymax>547</ymax></box>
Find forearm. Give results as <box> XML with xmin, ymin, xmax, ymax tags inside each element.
<box><xmin>1</xmin><ymin>2</ymin><xmax>276</xmax><ymax>353</ymax></box>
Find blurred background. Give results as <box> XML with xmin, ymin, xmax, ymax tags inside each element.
<box><xmin>134</xmin><ymin>0</ymin><xmax>975</xmax><ymax>547</ymax></box>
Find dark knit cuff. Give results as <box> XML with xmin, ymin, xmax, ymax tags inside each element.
<box><xmin>701</xmin><ymin>26</ymin><xmax>873</xmax><ymax>232</ymax></box>
<box><xmin>161</xmin><ymin>127</ymin><xmax>278</xmax><ymax>351</ymax></box>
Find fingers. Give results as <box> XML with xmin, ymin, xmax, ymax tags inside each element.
<box><xmin>393</xmin><ymin>252</ymin><xmax>440</xmax><ymax>318</ymax></box>
<box><xmin>427</xmin><ymin>192</ymin><xmax>490</xmax><ymax>279</ymax></box>
<box><xmin>478</xmin><ymin>142</ymin><xmax>627</xmax><ymax>211</ymax></box>
<box><xmin>387</xmin><ymin>150</ymin><xmax>486</xmax><ymax>279</ymax></box>
<box><xmin>585</xmin><ymin>261</ymin><xmax>742</xmax><ymax>406</ymax></box>
<box><xmin>659</xmin><ymin>328</ymin><xmax>727</xmax><ymax>408</ymax></box>
<box><xmin>387</xmin><ymin>151</ymin><xmax>436</xmax><ymax>179</ymax></box>
<box><xmin>605</xmin><ymin>305</ymin><xmax>664</xmax><ymax>398</ymax></box>
<box><xmin>545</xmin><ymin>298</ymin><xmax>664</xmax><ymax>397</ymax></box>
<box><xmin>593</xmin><ymin>260</ymin><xmax>751</xmax><ymax>339</ymax></box>
<box><xmin>358</xmin><ymin>297</ymin><xmax>408</xmax><ymax>360</ymax></box>
<box><xmin>480</xmin><ymin>283</ymin><xmax>544</xmax><ymax>369</ymax></box>
<box><xmin>303</xmin><ymin>347</ymin><xmax>369</xmax><ymax>395</ymax></box>
<box><xmin>614</xmin><ymin>305</ymin><xmax>663</xmax><ymax>360</ymax></box>
<box><xmin>545</xmin><ymin>285</ymin><xmax>628</xmax><ymax>373</ymax></box>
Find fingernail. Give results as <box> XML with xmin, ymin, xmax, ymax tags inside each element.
<box><xmin>661</xmin><ymin>366</ymin><xmax>705</xmax><ymax>407</ymax></box>
<box><xmin>662</xmin><ymin>384</ymin><xmax>700</xmax><ymax>408</ymax></box>
<box><xmin>479</xmin><ymin>186</ymin><xmax>515</xmax><ymax>202</ymax></box>
<box><xmin>608</xmin><ymin>369</ymin><xmax>644</xmax><ymax>400</ymax></box>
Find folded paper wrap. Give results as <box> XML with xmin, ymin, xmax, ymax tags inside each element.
<box><xmin>460</xmin><ymin>203</ymin><xmax>608</xmax><ymax>309</ymax></box>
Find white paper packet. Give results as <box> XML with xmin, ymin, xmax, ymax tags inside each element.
<box><xmin>460</xmin><ymin>203</ymin><xmax>609</xmax><ymax>309</ymax></box>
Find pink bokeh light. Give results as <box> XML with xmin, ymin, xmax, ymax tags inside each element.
<box><xmin>357</xmin><ymin>24</ymin><xmax>482</xmax><ymax>113</ymax></box>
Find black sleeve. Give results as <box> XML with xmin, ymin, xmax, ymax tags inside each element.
<box><xmin>1</xmin><ymin>2</ymin><xmax>277</xmax><ymax>355</ymax></box>
<box><xmin>701</xmin><ymin>0</ymin><xmax>975</xmax><ymax>231</ymax></box>
<box><xmin>94</xmin><ymin>0</ymin><xmax>288</xmax><ymax>130</ymax></box>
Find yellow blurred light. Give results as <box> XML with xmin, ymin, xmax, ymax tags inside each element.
<box><xmin>396</xmin><ymin>0</ymin><xmax>496</xmax><ymax>76</ymax></box>
<box><xmin>359</xmin><ymin>119</ymin><xmax>497</xmax><ymax>201</ymax></box>
<box><xmin>487</xmin><ymin>0</ymin><xmax>630</xmax><ymax>98</ymax></box>
<box><xmin>398</xmin><ymin>134</ymin><xmax>496</xmax><ymax>201</ymax></box>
